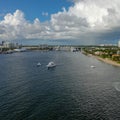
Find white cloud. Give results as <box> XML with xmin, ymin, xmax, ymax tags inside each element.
<box><xmin>0</xmin><ymin>10</ymin><xmax>49</xmax><ymax>40</ymax></box>
<box><xmin>1</xmin><ymin>10</ymin><xmax>26</xmax><ymax>26</ymax></box>
<box><xmin>0</xmin><ymin>0</ymin><xmax>120</xmax><ymax>42</ymax></box>
<box><xmin>51</xmin><ymin>0</ymin><xmax>120</xmax><ymax>30</ymax></box>
<box><xmin>50</xmin><ymin>0</ymin><xmax>120</xmax><ymax>41</ymax></box>
<box><xmin>42</xmin><ymin>12</ymin><xmax>48</xmax><ymax>16</ymax></box>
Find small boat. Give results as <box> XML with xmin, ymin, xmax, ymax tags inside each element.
<box><xmin>46</xmin><ymin>61</ymin><xmax>56</xmax><ymax>68</ymax></box>
<box><xmin>37</xmin><ymin>62</ymin><xmax>41</xmax><ymax>66</ymax></box>
<box><xmin>90</xmin><ymin>65</ymin><xmax>96</xmax><ymax>68</ymax></box>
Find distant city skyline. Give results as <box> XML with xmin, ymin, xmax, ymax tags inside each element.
<box><xmin>0</xmin><ymin>0</ymin><xmax>120</xmax><ymax>45</ymax></box>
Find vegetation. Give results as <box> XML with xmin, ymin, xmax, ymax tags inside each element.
<box><xmin>83</xmin><ymin>46</ymin><xmax>120</xmax><ymax>63</ymax></box>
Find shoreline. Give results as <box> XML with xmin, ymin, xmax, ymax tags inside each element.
<box><xmin>84</xmin><ymin>53</ymin><xmax>120</xmax><ymax>67</ymax></box>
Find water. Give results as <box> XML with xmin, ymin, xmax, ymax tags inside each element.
<box><xmin>0</xmin><ymin>51</ymin><xmax>120</xmax><ymax>120</ymax></box>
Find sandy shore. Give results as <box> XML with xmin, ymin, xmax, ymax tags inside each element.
<box><xmin>91</xmin><ymin>55</ymin><xmax>120</xmax><ymax>67</ymax></box>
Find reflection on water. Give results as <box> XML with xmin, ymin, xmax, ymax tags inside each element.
<box><xmin>0</xmin><ymin>51</ymin><xmax>120</xmax><ymax>120</ymax></box>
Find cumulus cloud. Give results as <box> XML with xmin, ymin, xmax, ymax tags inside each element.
<box><xmin>0</xmin><ymin>0</ymin><xmax>120</xmax><ymax>43</ymax></box>
<box><xmin>52</xmin><ymin>0</ymin><xmax>120</xmax><ymax>29</ymax></box>
<box><xmin>0</xmin><ymin>10</ymin><xmax>50</xmax><ymax>40</ymax></box>
<box><xmin>50</xmin><ymin>0</ymin><xmax>120</xmax><ymax>41</ymax></box>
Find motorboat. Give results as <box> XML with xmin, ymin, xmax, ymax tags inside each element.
<box><xmin>90</xmin><ymin>65</ymin><xmax>96</xmax><ymax>68</ymax></box>
<box><xmin>46</xmin><ymin>61</ymin><xmax>56</xmax><ymax>68</ymax></box>
<box><xmin>37</xmin><ymin>62</ymin><xmax>41</xmax><ymax>66</ymax></box>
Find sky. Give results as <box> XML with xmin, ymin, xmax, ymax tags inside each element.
<box><xmin>0</xmin><ymin>0</ymin><xmax>120</xmax><ymax>45</ymax></box>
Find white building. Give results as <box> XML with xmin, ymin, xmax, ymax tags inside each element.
<box><xmin>118</xmin><ymin>40</ymin><xmax>120</xmax><ymax>47</ymax></box>
<box><xmin>3</xmin><ymin>42</ymin><xmax>14</xmax><ymax>48</ymax></box>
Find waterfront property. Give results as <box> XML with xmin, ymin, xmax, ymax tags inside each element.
<box><xmin>82</xmin><ymin>46</ymin><xmax>120</xmax><ymax>66</ymax></box>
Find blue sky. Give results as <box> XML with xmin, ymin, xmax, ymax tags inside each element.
<box><xmin>0</xmin><ymin>0</ymin><xmax>72</xmax><ymax>22</ymax></box>
<box><xmin>0</xmin><ymin>0</ymin><xmax>120</xmax><ymax>45</ymax></box>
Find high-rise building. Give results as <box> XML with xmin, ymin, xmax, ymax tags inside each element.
<box><xmin>3</xmin><ymin>41</ymin><xmax>15</xmax><ymax>48</ymax></box>
<box><xmin>118</xmin><ymin>40</ymin><xmax>120</xmax><ymax>47</ymax></box>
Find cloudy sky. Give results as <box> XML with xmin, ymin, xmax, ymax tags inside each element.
<box><xmin>0</xmin><ymin>0</ymin><xmax>120</xmax><ymax>45</ymax></box>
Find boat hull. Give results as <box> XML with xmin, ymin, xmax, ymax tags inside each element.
<box><xmin>47</xmin><ymin>65</ymin><xmax>56</xmax><ymax>68</ymax></box>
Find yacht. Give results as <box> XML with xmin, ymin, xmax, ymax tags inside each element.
<box><xmin>46</xmin><ymin>61</ymin><xmax>56</xmax><ymax>68</ymax></box>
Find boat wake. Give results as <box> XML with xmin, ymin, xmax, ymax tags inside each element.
<box><xmin>113</xmin><ymin>82</ymin><xmax>120</xmax><ymax>91</ymax></box>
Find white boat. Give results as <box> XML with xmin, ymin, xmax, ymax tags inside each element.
<box><xmin>46</xmin><ymin>61</ymin><xmax>56</xmax><ymax>68</ymax></box>
<box><xmin>14</xmin><ymin>48</ymin><xmax>27</xmax><ymax>52</ymax></box>
<box><xmin>90</xmin><ymin>65</ymin><xmax>96</xmax><ymax>68</ymax></box>
<box><xmin>37</xmin><ymin>62</ymin><xmax>41</xmax><ymax>66</ymax></box>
